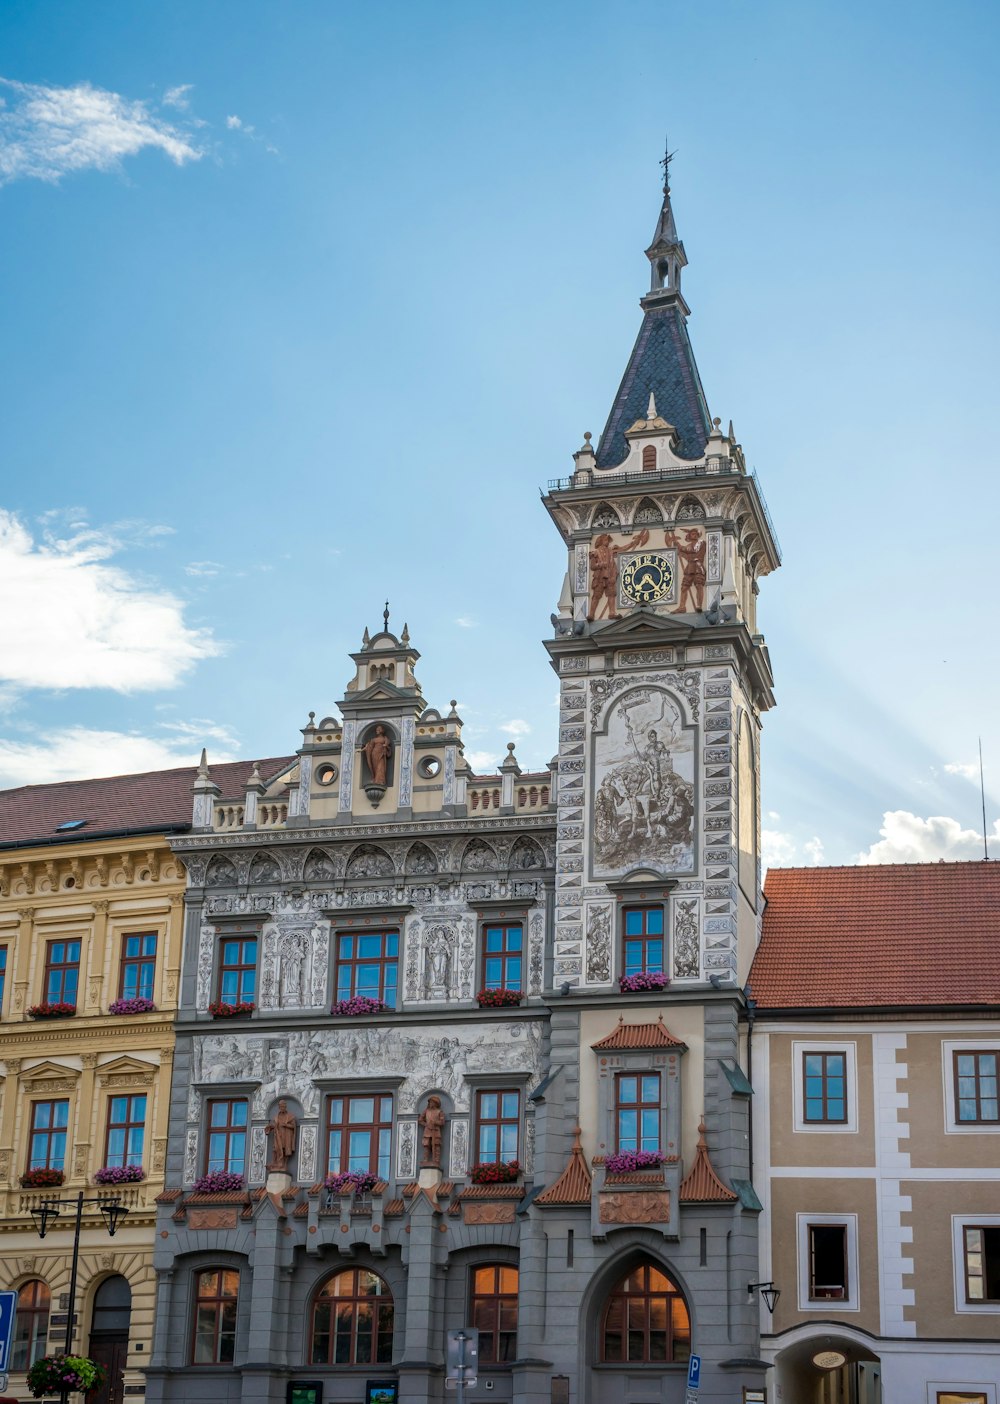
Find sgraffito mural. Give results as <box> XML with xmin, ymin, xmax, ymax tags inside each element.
<box><xmin>591</xmin><ymin>686</ymin><xmax>695</xmax><ymax>877</ymax></box>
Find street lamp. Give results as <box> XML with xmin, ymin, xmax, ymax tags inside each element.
<box><xmin>747</xmin><ymin>1280</ymin><xmax>781</xmax><ymax>1314</ymax></box>
<box><xmin>30</xmin><ymin>1192</ymin><xmax>129</xmax><ymax>1404</ymax></box>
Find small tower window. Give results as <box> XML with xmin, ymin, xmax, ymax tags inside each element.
<box><xmin>658</xmin><ymin>259</ymin><xmax>670</xmax><ymax>287</ymax></box>
<box><xmin>642</xmin><ymin>445</ymin><xmax>657</xmax><ymax>473</ymax></box>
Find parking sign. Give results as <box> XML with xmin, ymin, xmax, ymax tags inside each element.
<box><xmin>686</xmin><ymin>1354</ymin><xmax>701</xmax><ymax>1391</ymax></box>
<box><xmin>0</xmin><ymin>1291</ymin><xmax>18</xmax><ymax>1373</ymax></box>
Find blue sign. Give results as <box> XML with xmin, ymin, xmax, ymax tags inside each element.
<box><xmin>686</xmin><ymin>1354</ymin><xmax>701</xmax><ymax>1391</ymax></box>
<box><xmin>0</xmin><ymin>1291</ymin><xmax>18</xmax><ymax>1372</ymax></box>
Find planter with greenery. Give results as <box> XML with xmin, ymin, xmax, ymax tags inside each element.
<box><xmin>27</xmin><ymin>1354</ymin><xmax>107</xmax><ymax>1398</ymax></box>
<box><xmin>470</xmin><ymin>1160</ymin><xmax>521</xmax><ymax>1185</ymax></box>
<box><xmin>475</xmin><ymin>988</ymin><xmax>523</xmax><ymax>1009</ymax></box>
<box><xmin>331</xmin><ymin>996</ymin><xmax>387</xmax><ymax>1017</ymax></box>
<box><xmin>618</xmin><ymin>972</ymin><xmax>669</xmax><ymax>993</ymax></box>
<box><xmin>21</xmin><ymin>1168</ymin><xmax>65</xmax><ymax>1189</ymax></box>
<box><xmin>191</xmin><ymin>1171</ymin><xmax>244</xmax><ymax>1194</ymax></box>
<box><xmin>208</xmin><ymin>1000</ymin><xmax>255</xmax><ymax>1018</ymax></box>
<box><xmin>93</xmin><ymin>1164</ymin><xmax>144</xmax><ymax>1185</ymax></box>
<box><xmin>108</xmin><ymin>996</ymin><xmax>157</xmax><ymax>1015</ymax></box>
<box><xmin>27</xmin><ymin>1002</ymin><xmax>77</xmax><ymax>1019</ymax></box>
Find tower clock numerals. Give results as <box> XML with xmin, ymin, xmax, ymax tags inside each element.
<box><xmin>620</xmin><ymin>552</ymin><xmax>674</xmax><ymax>604</ymax></box>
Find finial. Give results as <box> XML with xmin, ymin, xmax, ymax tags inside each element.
<box><xmin>727</xmin><ymin>420</ymin><xmax>735</xmax><ymax>440</ymax></box>
<box><xmin>713</xmin><ymin>416</ymin><xmax>721</xmax><ymax>429</ymax></box>
<box><xmin>362</xmin><ymin>626</ymin><xmax>371</xmax><ymax>647</ymax></box>
<box><xmin>571</xmin><ymin>1126</ymin><xmax>583</xmax><ymax>1150</ymax></box>
<box><xmin>197</xmin><ymin>748</ymin><xmax>209</xmax><ymax>777</ymax></box>
<box><xmin>383</xmin><ymin>600</ymin><xmax>390</xmax><ymax>631</ymax></box>
<box><xmin>507</xmin><ymin>741</ymin><xmax>516</xmax><ymax>753</ymax></box>
<box><xmin>401</xmin><ymin>622</ymin><xmax>410</xmax><ymax>644</ymax></box>
<box><xmin>250</xmin><ymin>763</ymin><xmax>261</xmax><ymax>783</ymax></box>
<box><xmin>584</xmin><ymin>430</ymin><xmax>592</xmax><ymax>442</ymax></box>
<box><xmin>308</xmin><ymin>711</ymin><xmax>316</xmax><ymax>726</ymax></box>
<box><xmin>660</xmin><ymin>136</ymin><xmax>676</xmax><ymax>195</ymax></box>
<box><xmin>646</xmin><ymin>391</ymin><xmax>658</xmax><ymax>419</ymax></box>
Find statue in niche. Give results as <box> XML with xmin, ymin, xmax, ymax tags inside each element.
<box><xmin>664</xmin><ymin>527</ymin><xmax>707</xmax><ymax>612</ymax></box>
<box><xmin>279</xmin><ymin>931</ymin><xmax>307</xmax><ymax>1005</ymax></box>
<box><xmin>363</xmin><ymin>726</ymin><xmax>393</xmax><ymax>786</ymax></box>
<box><xmin>424</xmin><ymin>927</ymin><xmax>452</xmax><ymax>995</ymax></box>
<box><xmin>419</xmin><ymin>1096</ymin><xmax>446</xmax><ymax>1168</ymax></box>
<box><xmin>588</xmin><ymin>528</ymin><xmax>650</xmax><ymax>620</ymax></box>
<box><xmin>265</xmin><ymin>1100</ymin><xmax>297</xmax><ymax>1172</ymax></box>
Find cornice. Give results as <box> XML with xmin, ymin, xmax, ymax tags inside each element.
<box><xmin>172</xmin><ymin>812</ymin><xmax>557</xmax><ymax>854</ymax></box>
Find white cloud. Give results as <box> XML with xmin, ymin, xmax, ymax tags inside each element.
<box><xmin>0</xmin><ymin>510</ymin><xmax>219</xmax><ymax>692</ymax></box>
<box><xmin>455</xmin><ymin>615</ymin><xmax>477</xmax><ymax>629</ymax></box>
<box><xmin>0</xmin><ymin>722</ymin><xmax>240</xmax><ymax>787</ymax></box>
<box><xmin>500</xmin><ymin>719</ymin><xmax>531</xmax><ymax>737</ymax></box>
<box><xmin>944</xmin><ymin>761</ymin><xmax>979</xmax><ymax>780</ymax></box>
<box><xmin>803</xmin><ymin>836</ymin><xmax>825</xmax><ymax>865</ymax></box>
<box><xmin>162</xmin><ymin>84</ymin><xmax>193</xmax><ymax>110</ymax></box>
<box><xmin>0</xmin><ymin>77</ymin><xmax>202</xmax><ymax>185</ymax></box>
<box><xmin>185</xmin><ymin>560</ymin><xmax>224</xmax><ymax>578</ymax></box>
<box><xmin>856</xmin><ymin>810</ymin><xmax>999</xmax><ymax>864</ymax></box>
<box><xmin>762</xmin><ymin>828</ymin><xmax>798</xmax><ymax>867</ymax></box>
<box><xmin>465</xmin><ymin>749</ymin><xmax>498</xmax><ymax>774</ymax></box>
<box><xmin>226</xmin><ymin>114</ymin><xmax>251</xmax><ymax>132</ymax></box>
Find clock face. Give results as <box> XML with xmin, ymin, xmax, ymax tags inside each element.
<box><xmin>621</xmin><ymin>552</ymin><xmax>674</xmax><ymax>604</ymax></box>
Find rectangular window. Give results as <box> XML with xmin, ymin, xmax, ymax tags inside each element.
<box><xmin>44</xmin><ymin>939</ymin><xmax>81</xmax><ymax>1006</ymax></box>
<box><xmin>471</xmin><ymin>1265</ymin><xmax>518</xmax><ymax>1363</ymax></box>
<box><xmin>475</xmin><ymin>1090</ymin><xmax>520</xmax><ymax>1164</ymax></box>
<box><xmin>120</xmin><ymin>932</ymin><xmax>157</xmax><ymax>1002</ymax></box>
<box><xmin>482</xmin><ymin>923</ymin><xmax>522</xmax><ymax>992</ymax></box>
<box><xmin>192</xmin><ymin>1268</ymin><xmax>239</xmax><ymax>1364</ymax></box>
<box><xmin>105</xmin><ymin>1093</ymin><xmax>147</xmax><ymax>1169</ymax></box>
<box><xmin>334</xmin><ymin>930</ymin><xmax>399</xmax><ymax>1008</ymax></box>
<box><xmin>326</xmin><ymin>1094</ymin><xmax>393</xmax><ymax>1179</ymax></box>
<box><xmin>936</xmin><ymin>1394</ymin><xmax>988</xmax><ymax>1404</ymax></box>
<box><xmin>809</xmin><ymin>1224</ymin><xmax>848</xmax><ymax>1300</ymax></box>
<box><xmin>621</xmin><ymin>907</ymin><xmax>664</xmax><ymax>979</ymax></box>
<box><xmin>0</xmin><ymin>945</ymin><xmax>7</xmax><ymax>1015</ymax></box>
<box><xmin>955</xmin><ymin>1052</ymin><xmax>1000</xmax><ymax>1124</ymax></box>
<box><xmin>28</xmin><ymin>1100</ymin><xmax>69</xmax><ymax>1171</ymax></box>
<box><xmin>614</xmin><ymin>1073</ymin><xmax>661</xmax><ymax>1154</ymax></box>
<box><xmin>205</xmin><ymin>1099</ymin><xmax>248</xmax><ymax>1176</ymax></box>
<box><xmin>964</xmin><ymin>1226</ymin><xmax>1000</xmax><ymax>1302</ymax></box>
<box><xmin>218</xmin><ymin>937</ymin><xmax>257</xmax><ymax>1005</ymax></box>
<box><xmin>802</xmin><ymin>1051</ymin><xmax>848</xmax><ymax>1124</ymax></box>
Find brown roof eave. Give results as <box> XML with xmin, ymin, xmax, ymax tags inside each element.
<box><xmin>752</xmin><ymin>1001</ymin><xmax>1000</xmax><ymax>1020</ymax></box>
<box><xmin>0</xmin><ymin>822</ymin><xmax>191</xmax><ymax>853</ymax></box>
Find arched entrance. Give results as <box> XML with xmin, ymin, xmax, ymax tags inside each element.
<box><xmin>88</xmin><ymin>1276</ymin><xmax>131</xmax><ymax>1404</ymax></box>
<box><xmin>774</xmin><ymin>1332</ymin><xmax>881</xmax><ymax>1403</ymax></box>
<box><xmin>584</xmin><ymin>1251</ymin><xmax>693</xmax><ymax>1404</ymax></box>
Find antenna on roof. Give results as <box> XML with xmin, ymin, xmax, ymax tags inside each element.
<box><xmin>979</xmin><ymin>737</ymin><xmax>990</xmax><ymax>861</ymax></box>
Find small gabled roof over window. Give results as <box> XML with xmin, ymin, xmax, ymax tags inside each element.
<box><xmin>592</xmin><ymin>1014</ymin><xmax>687</xmax><ymax>1051</ymax></box>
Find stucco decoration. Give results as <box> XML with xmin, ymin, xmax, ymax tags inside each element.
<box><xmin>339</xmin><ymin>720</ymin><xmax>356</xmax><ymax>811</ymax></box>
<box><xmin>248</xmin><ymin>852</ymin><xmax>280</xmax><ymax>884</ymax></box>
<box><xmin>450</xmin><ymin>1116</ymin><xmax>469</xmax><ymax>1178</ymax></box>
<box><xmin>303</xmin><ymin>849</ymin><xmax>336</xmax><ymax>881</ymax></box>
<box><xmin>206</xmin><ymin>855</ymin><xmax>237</xmax><ymax>888</ymax></box>
<box><xmin>346</xmin><ymin>845</ymin><xmax>394</xmax><ymax>879</ymax></box>
<box><xmin>528</xmin><ymin>910</ymin><xmax>544</xmax><ymax>995</ymax></box>
<box><xmin>249</xmin><ymin>1127</ymin><xmax>267</xmax><ymax>1185</ymax></box>
<box><xmin>672</xmin><ymin>897</ymin><xmax>701</xmax><ymax>978</ymax></box>
<box><xmin>310</xmin><ymin>923</ymin><xmax>330</xmax><ymax>1007</ymax></box>
<box><xmin>278</xmin><ymin>930</ymin><xmax>309</xmax><ymax>1006</ymax></box>
<box><xmin>458</xmin><ymin>916</ymin><xmax>476</xmax><ymax>998</ymax></box>
<box><xmin>196</xmin><ymin>925</ymin><xmax>216</xmax><ymax>1010</ymax></box>
<box><xmin>406</xmin><ymin>843</ymin><xmax>437</xmax><ymax>876</ymax></box>
<box><xmin>591</xmin><ymin>686</ymin><xmax>696</xmax><ymax>877</ymax></box>
<box><xmin>424</xmin><ymin>924</ymin><xmax>455</xmax><ymax>999</ymax></box>
<box><xmin>397</xmin><ymin>1121</ymin><xmax>416</xmax><ymax>1180</ymax></box>
<box><xmin>184</xmin><ymin>1128</ymin><xmax>199</xmax><ymax>1186</ymax></box>
<box><xmin>399</xmin><ymin>716</ymin><xmax>415</xmax><ymax>808</ymax></box>
<box><xmin>599</xmin><ymin>1191</ymin><xmax>670</xmax><ymax>1224</ymax></box>
<box><xmin>585</xmin><ymin>904</ymin><xmax>612</xmax><ymax>984</ymax></box>
<box><xmin>464</xmin><ymin>1202</ymin><xmax>516</xmax><ymax>1225</ymax></box>
<box><xmin>259</xmin><ymin>925</ymin><xmax>279</xmax><ymax>1009</ymax></box>
<box><xmin>298</xmin><ymin>1124</ymin><xmax>317</xmax><ymax>1184</ymax></box>
<box><xmin>509</xmin><ymin>837</ymin><xmax>544</xmax><ymax>870</ymax></box>
<box><xmin>461</xmin><ymin>839</ymin><xmax>497</xmax><ymax>873</ymax></box>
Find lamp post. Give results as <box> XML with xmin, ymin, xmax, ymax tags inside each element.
<box><xmin>30</xmin><ymin>1192</ymin><xmax>129</xmax><ymax>1404</ymax></box>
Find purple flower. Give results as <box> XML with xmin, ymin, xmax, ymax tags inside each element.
<box><xmin>604</xmin><ymin>1149</ymin><xmax>664</xmax><ymax>1174</ymax></box>
<box><xmin>94</xmin><ymin>1164</ymin><xmax>144</xmax><ymax>1184</ymax></box>
<box><xmin>109</xmin><ymin>996</ymin><xmax>157</xmax><ymax>1015</ymax></box>
<box><xmin>619</xmin><ymin>971</ymin><xmax>670</xmax><ymax>993</ymax></box>
<box><xmin>324</xmin><ymin>1170</ymin><xmax>379</xmax><ymax>1195</ymax></box>
<box><xmin>192</xmin><ymin>1171</ymin><xmax>244</xmax><ymax>1193</ymax></box>
<box><xmin>331</xmin><ymin>996</ymin><xmax>387</xmax><ymax>1017</ymax></box>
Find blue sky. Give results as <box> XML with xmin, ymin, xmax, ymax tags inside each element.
<box><xmin>1</xmin><ymin>0</ymin><xmax>998</xmax><ymax>866</ymax></box>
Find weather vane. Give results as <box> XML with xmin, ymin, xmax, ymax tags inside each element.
<box><xmin>660</xmin><ymin>136</ymin><xmax>676</xmax><ymax>194</ymax></box>
<box><xmin>383</xmin><ymin>599</ymin><xmax>390</xmax><ymax>631</ymax></box>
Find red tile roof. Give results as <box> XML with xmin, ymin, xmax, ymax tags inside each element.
<box><xmin>536</xmin><ymin>1127</ymin><xmax>592</xmax><ymax>1206</ymax></box>
<box><xmin>592</xmin><ymin>1015</ymin><xmax>687</xmax><ymax>1050</ymax></box>
<box><xmin>752</xmin><ymin>863</ymin><xmax>1000</xmax><ymax>1010</ymax></box>
<box><xmin>0</xmin><ymin>757</ymin><xmax>295</xmax><ymax>848</ymax></box>
<box><xmin>678</xmin><ymin>1123</ymin><xmax>737</xmax><ymax>1204</ymax></box>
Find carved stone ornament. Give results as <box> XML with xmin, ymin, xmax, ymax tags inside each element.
<box><xmin>187</xmin><ymin>1208</ymin><xmax>239</xmax><ymax>1229</ymax></box>
<box><xmin>463</xmin><ymin>1201</ymin><xmax>516</xmax><ymax>1225</ymax></box>
<box><xmin>598</xmin><ymin>1191</ymin><xmax>671</xmax><ymax>1224</ymax></box>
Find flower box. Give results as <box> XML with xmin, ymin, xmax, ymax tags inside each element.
<box><xmin>191</xmin><ymin>1171</ymin><xmax>244</xmax><ymax>1194</ymax></box>
<box><xmin>21</xmin><ymin>1168</ymin><xmax>65</xmax><ymax>1189</ymax></box>
<box><xmin>109</xmin><ymin>996</ymin><xmax>157</xmax><ymax>1015</ymax></box>
<box><xmin>324</xmin><ymin>1170</ymin><xmax>379</xmax><ymax>1197</ymax></box>
<box><xmin>331</xmin><ymin>996</ymin><xmax>387</xmax><ymax>1017</ymax></box>
<box><xmin>470</xmin><ymin>1160</ymin><xmax>521</xmax><ymax>1185</ymax></box>
<box><xmin>475</xmin><ymin>988</ymin><xmax>523</xmax><ymax>1009</ymax></box>
<box><xmin>27</xmin><ymin>1354</ymin><xmax>107</xmax><ymax>1398</ymax></box>
<box><xmin>603</xmin><ymin>1150</ymin><xmax>665</xmax><ymax>1174</ymax></box>
<box><xmin>618</xmin><ymin>972</ymin><xmax>670</xmax><ymax>994</ymax></box>
<box><xmin>27</xmin><ymin>1002</ymin><xmax>77</xmax><ymax>1019</ymax></box>
<box><xmin>208</xmin><ymin>1000</ymin><xmax>255</xmax><ymax>1018</ymax></box>
<box><xmin>94</xmin><ymin>1164</ymin><xmax>144</xmax><ymax>1185</ymax></box>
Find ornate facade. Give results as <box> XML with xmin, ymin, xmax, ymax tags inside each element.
<box><xmin>147</xmin><ymin>166</ymin><xmax>781</xmax><ymax>1404</ymax></box>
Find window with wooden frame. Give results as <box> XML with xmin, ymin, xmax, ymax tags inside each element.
<box><xmin>310</xmin><ymin>1268</ymin><xmax>393</xmax><ymax>1366</ymax></box>
<box><xmin>802</xmin><ymin>1051</ymin><xmax>848</xmax><ymax>1125</ymax></box>
<box><xmin>204</xmin><ymin>1098</ymin><xmax>248</xmax><ymax>1176</ymax></box>
<box><xmin>600</xmin><ymin>1260</ymin><xmax>691</xmax><ymax>1363</ymax></box>
<box><xmin>43</xmin><ymin>939</ymin><xmax>81</xmax><ymax>1006</ymax></box>
<box><xmin>119</xmin><ymin>932</ymin><xmax>157</xmax><ymax>1002</ymax></box>
<box><xmin>470</xmin><ymin>1265</ymin><xmax>518</xmax><ymax>1363</ymax></box>
<box><xmin>191</xmin><ymin>1268</ymin><xmax>239</xmax><ymax>1364</ymax></box>
<box><xmin>105</xmin><ymin>1093</ymin><xmax>146</xmax><ymax>1169</ymax></box>
<box><xmin>28</xmin><ymin>1099</ymin><xmax>69</xmax><ymax>1171</ymax></box>
<box><xmin>621</xmin><ymin>906</ymin><xmax>664</xmax><ymax>979</ymax></box>
<box><xmin>955</xmin><ymin>1052</ymin><xmax>999</xmax><ymax>1124</ymax></box>
<box><xmin>12</xmin><ymin>1280</ymin><xmax>49</xmax><ymax>1371</ymax></box>
<box><xmin>809</xmin><ymin>1224</ymin><xmax>848</xmax><ymax>1300</ymax></box>
<box><xmin>481</xmin><ymin>922</ymin><xmax>523</xmax><ymax>992</ymax></box>
<box><xmin>326</xmin><ymin>1093</ymin><xmax>393</xmax><ymax>1179</ymax></box>
<box><xmin>936</xmin><ymin>1394</ymin><xmax>988</xmax><ymax>1404</ymax></box>
<box><xmin>474</xmin><ymin>1090</ymin><xmax>520</xmax><ymax>1164</ymax></box>
<box><xmin>964</xmin><ymin>1225</ymin><xmax>1000</xmax><ymax>1302</ymax></box>
<box><xmin>334</xmin><ymin>929</ymin><xmax>399</xmax><ymax>1008</ymax></box>
<box><xmin>0</xmin><ymin>945</ymin><xmax>7</xmax><ymax>1016</ymax></box>
<box><xmin>217</xmin><ymin>937</ymin><xmax>257</xmax><ymax>1005</ymax></box>
<box><xmin>614</xmin><ymin>1073</ymin><xmax>662</xmax><ymax>1154</ymax></box>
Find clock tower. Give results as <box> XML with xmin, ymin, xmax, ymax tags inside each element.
<box><xmin>542</xmin><ymin>161</ymin><xmax>781</xmax><ymax>995</ymax></box>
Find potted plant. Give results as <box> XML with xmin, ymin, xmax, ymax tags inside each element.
<box><xmin>26</xmin><ymin>1354</ymin><xmax>107</xmax><ymax>1398</ymax></box>
<box><xmin>618</xmin><ymin>972</ymin><xmax>670</xmax><ymax>993</ymax></box>
<box><xmin>191</xmin><ymin>1171</ymin><xmax>244</xmax><ymax>1193</ymax></box>
<box><xmin>603</xmin><ymin>1150</ymin><xmax>665</xmax><ymax>1174</ymax></box>
<box><xmin>475</xmin><ymin>988</ymin><xmax>523</xmax><ymax>1009</ymax></box>
<box><xmin>27</xmin><ymin>1001</ymin><xmax>77</xmax><ymax>1019</ymax></box>
<box><xmin>470</xmin><ymin>1160</ymin><xmax>521</xmax><ymax>1185</ymax></box>
<box><xmin>108</xmin><ymin>996</ymin><xmax>157</xmax><ymax>1015</ymax></box>
<box><xmin>94</xmin><ymin>1164</ymin><xmax>144</xmax><ymax>1185</ymax></box>
<box><xmin>207</xmin><ymin>1000</ymin><xmax>255</xmax><ymax>1018</ymax></box>
<box><xmin>331</xmin><ymin>996</ymin><xmax>387</xmax><ymax>1017</ymax></box>
<box><xmin>324</xmin><ymin>1170</ymin><xmax>379</xmax><ymax>1197</ymax></box>
<box><xmin>21</xmin><ymin>1168</ymin><xmax>65</xmax><ymax>1189</ymax></box>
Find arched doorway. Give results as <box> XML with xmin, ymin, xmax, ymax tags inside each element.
<box><xmin>88</xmin><ymin>1276</ymin><xmax>131</xmax><ymax>1404</ymax></box>
<box><xmin>774</xmin><ymin>1332</ymin><xmax>881</xmax><ymax>1403</ymax></box>
<box><xmin>587</xmin><ymin>1254</ymin><xmax>692</xmax><ymax>1404</ymax></box>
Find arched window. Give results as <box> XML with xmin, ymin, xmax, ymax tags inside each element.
<box><xmin>642</xmin><ymin>445</ymin><xmax>657</xmax><ymax>472</ymax></box>
<box><xmin>192</xmin><ymin>1268</ymin><xmax>239</xmax><ymax>1364</ymax></box>
<box><xmin>471</xmin><ymin>1265</ymin><xmax>518</xmax><ymax>1362</ymax></box>
<box><xmin>12</xmin><ymin>1280</ymin><xmax>49</xmax><ymax>1370</ymax></box>
<box><xmin>311</xmin><ymin>1269</ymin><xmax>393</xmax><ymax>1366</ymax></box>
<box><xmin>600</xmin><ymin>1261</ymin><xmax>690</xmax><ymax>1363</ymax></box>
<box><xmin>92</xmin><ymin>1275</ymin><xmax>132</xmax><ymax>1333</ymax></box>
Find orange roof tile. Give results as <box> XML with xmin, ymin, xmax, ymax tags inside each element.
<box><xmin>458</xmin><ymin>1184</ymin><xmax>525</xmax><ymax>1200</ymax></box>
<box><xmin>592</xmin><ymin>1014</ymin><xmax>687</xmax><ymax>1050</ymax></box>
<box><xmin>753</xmin><ymin>862</ymin><xmax>1000</xmax><ymax>1010</ymax></box>
<box><xmin>536</xmin><ymin>1128</ymin><xmax>592</xmax><ymax>1206</ymax></box>
<box><xmin>678</xmin><ymin>1122</ymin><xmax>737</xmax><ymax>1203</ymax></box>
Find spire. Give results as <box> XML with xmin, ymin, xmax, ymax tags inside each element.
<box><xmin>595</xmin><ymin>148</ymin><xmax>711</xmax><ymax>467</ymax></box>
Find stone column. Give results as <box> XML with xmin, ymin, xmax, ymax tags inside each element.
<box><xmin>397</xmin><ymin>1191</ymin><xmax>443</xmax><ymax>1404</ymax></box>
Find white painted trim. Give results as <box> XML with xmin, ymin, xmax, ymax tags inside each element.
<box><xmin>769</xmin><ymin>1165</ymin><xmax>1000</xmax><ymax>1180</ymax></box>
<box><xmin>792</xmin><ymin>1039</ymin><xmax>858</xmax><ymax>1134</ymax></box>
<box><xmin>943</xmin><ymin>1041</ymin><xmax>1000</xmax><ymax>1136</ymax></box>
<box><xmin>951</xmin><ymin>1214</ymin><xmax>1000</xmax><ymax>1315</ymax></box>
<box><xmin>796</xmin><ymin>1211</ymin><xmax>860</xmax><ymax>1312</ymax></box>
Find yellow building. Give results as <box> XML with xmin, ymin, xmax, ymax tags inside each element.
<box><xmin>0</xmin><ymin>758</ymin><xmax>284</xmax><ymax>1404</ymax></box>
